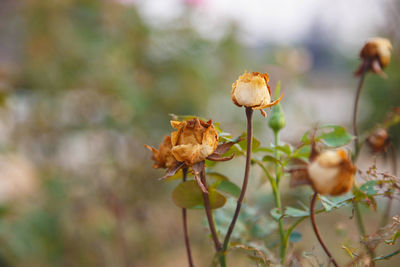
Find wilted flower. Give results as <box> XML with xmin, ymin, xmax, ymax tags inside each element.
<box><xmin>146</xmin><ymin>117</ymin><xmax>237</xmax><ymax>193</ymax></box>
<box><xmin>231</xmin><ymin>71</ymin><xmax>283</xmax><ymax>116</ymax></box>
<box><xmin>145</xmin><ymin>136</ymin><xmax>177</xmax><ymax>169</ymax></box>
<box><xmin>308</xmin><ymin>149</ymin><xmax>356</xmax><ymax>196</ymax></box>
<box><xmin>170</xmin><ymin>118</ymin><xmax>219</xmax><ymax>166</ymax></box>
<box><xmin>355</xmin><ymin>37</ymin><xmax>392</xmax><ymax>76</ymax></box>
<box><xmin>367</xmin><ymin>128</ymin><xmax>391</xmax><ymax>153</ymax></box>
<box><xmin>290</xmin><ymin>149</ymin><xmax>356</xmax><ymax>196</ymax></box>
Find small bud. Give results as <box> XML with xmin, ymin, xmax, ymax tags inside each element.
<box><xmin>367</xmin><ymin>128</ymin><xmax>390</xmax><ymax>153</ymax></box>
<box><xmin>268</xmin><ymin>103</ymin><xmax>285</xmax><ymax>132</ymax></box>
<box><xmin>307</xmin><ymin>149</ymin><xmax>356</xmax><ymax>196</ymax></box>
<box><xmin>355</xmin><ymin>37</ymin><xmax>392</xmax><ymax>76</ymax></box>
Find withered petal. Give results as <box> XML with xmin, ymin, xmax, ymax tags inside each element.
<box><xmin>288</xmin><ymin>167</ymin><xmax>312</xmax><ymax>187</ymax></box>
<box><xmin>253</xmin><ymin>93</ymin><xmax>284</xmax><ymax>110</ymax></box>
<box><xmin>213</xmin><ymin>141</ymin><xmax>238</xmax><ymax>155</ymax></box>
<box><xmin>159</xmin><ymin>162</ymin><xmax>185</xmax><ymax>180</ymax></box>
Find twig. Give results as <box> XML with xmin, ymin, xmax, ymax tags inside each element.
<box><xmin>182</xmin><ymin>167</ymin><xmax>194</xmax><ymax>267</ymax></box>
<box><xmin>310</xmin><ymin>192</ymin><xmax>339</xmax><ymax>267</ymax></box>
<box><xmin>222</xmin><ymin>107</ymin><xmax>254</xmax><ymax>256</ymax></box>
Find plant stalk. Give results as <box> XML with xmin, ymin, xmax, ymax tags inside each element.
<box><xmin>273</xmin><ymin>131</ymin><xmax>286</xmax><ymax>263</ymax></box>
<box><xmin>200</xmin><ymin>168</ymin><xmax>222</xmax><ymax>252</ymax></box>
<box><xmin>310</xmin><ymin>192</ymin><xmax>339</xmax><ymax>267</ymax></box>
<box><xmin>222</xmin><ymin>107</ymin><xmax>254</xmax><ymax>258</ymax></box>
<box><xmin>182</xmin><ymin>168</ymin><xmax>194</xmax><ymax>267</ymax></box>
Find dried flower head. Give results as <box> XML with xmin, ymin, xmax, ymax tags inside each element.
<box><xmin>307</xmin><ymin>149</ymin><xmax>356</xmax><ymax>196</ymax></box>
<box><xmin>170</xmin><ymin>118</ymin><xmax>219</xmax><ymax>166</ymax></box>
<box><xmin>356</xmin><ymin>37</ymin><xmax>392</xmax><ymax>76</ymax></box>
<box><xmin>231</xmin><ymin>71</ymin><xmax>283</xmax><ymax>116</ymax></box>
<box><xmin>367</xmin><ymin>128</ymin><xmax>390</xmax><ymax>153</ymax></box>
<box><xmin>145</xmin><ymin>136</ymin><xmax>178</xmax><ymax>169</ymax></box>
<box><xmin>290</xmin><ymin>148</ymin><xmax>356</xmax><ymax>196</ymax></box>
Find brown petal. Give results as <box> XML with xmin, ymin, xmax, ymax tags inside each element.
<box><xmin>289</xmin><ymin>167</ymin><xmax>312</xmax><ymax>187</ymax></box>
<box><xmin>213</xmin><ymin>141</ymin><xmax>238</xmax><ymax>155</ymax></box>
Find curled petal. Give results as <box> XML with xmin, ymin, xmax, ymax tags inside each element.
<box><xmin>253</xmin><ymin>93</ymin><xmax>284</xmax><ymax>110</ymax></box>
<box><xmin>213</xmin><ymin>141</ymin><xmax>239</xmax><ymax>155</ymax></box>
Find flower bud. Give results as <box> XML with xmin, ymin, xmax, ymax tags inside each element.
<box><xmin>367</xmin><ymin>128</ymin><xmax>390</xmax><ymax>153</ymax></box>
<box><xmin>307</xmin><ymin>149</ymin><xmax>356</xmax><ymax>196</ymax></box>
<box><xmin>145</xmin><ymin>136</ymin><xmax>178</xmax><ymax>169</ymax></box>
<box><xmin>360</xmin><ymin>38</ymin><xmax>392</xmax><ymax>68</ymax></box>
<box><xmin>268</xmin><ymin>103</ymin><xmax>285</xmax><ymax>132</ymax></box>
<box><xmin>170</xmin><ymin>118</ymin><xmax>219</xmax><ymax>165</ymax></box>
<box><xmin>231</xmin><ymin>71</ymin><xmax>283</xmax><ymax>115</ymax></box>
<box><xmin>356</xmin><ymin>38</ymin><xmax>392</xmax><ymax>76</ymax></box>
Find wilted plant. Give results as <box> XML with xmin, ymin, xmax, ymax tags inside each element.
<box><xmin>146</xmin><ymin>37</ymin><xmax>399</xmax><ymax>266</ymax></box>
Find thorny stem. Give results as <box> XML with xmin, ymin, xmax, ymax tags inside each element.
<box><xmin>310</xmin><ymin>193</ymin><xmax>339</xmax><ymax>267</ymax></box>
<box><xmin>274</xmin><ymin>131</ymin><xmax>286</xmax><ymax>263</ymax></box>
<box><xmin>222</xmin><ymin>107</ymin><xmax>254</xmax><ymax>259</ymax></box>
<box><xmin>200</xmin><ymin>168</ymin><xmax>222</xmax><ymax>252</ymax></box>
<box><xmin>182</xmin><ymin>168</ymin><xmax>194</xmax><ymax>267</ymax></box>
<box><xmin>381</xmin><ymin>144</ymin><xmax>398</xmax><ymax>227</ymax></box>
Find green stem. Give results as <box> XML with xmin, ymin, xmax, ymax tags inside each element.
<box><xmin>273</xmin><ymin>131</ymin><xmax>286</xmax><ymax>263</ymax></box>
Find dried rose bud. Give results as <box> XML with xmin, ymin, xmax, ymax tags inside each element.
<box><xmin>361</xmin><ymin>38</ymin><xmax>392</xmax><ymax>68</ymax></box>
<box><xmin>145</xmin><ymin>136</ymin><xmax>178</xmax><ymax>169</ymax></box>
<box><xmin>170</xmin><ymin>118</ymin><xmax>219</xmax><ymax>166</ymax></box>
<box><xmin>307</xmin><ymin>149</ymin><xmax>356</xmax><ymax>196</ymax></box>
<box><xmin>356</xmin><ymin>38</ymin><xmax>392</xmax><ymax>76</ymax></box>
<box><xmin>367</xmin><ymin>128</ymin><xmax>390</xmax><ymax>153</ymax></box>
<box><xmin>231</xmin><ymin>71</ymin><xmax>283</xmax><ymax>116</ymax></box>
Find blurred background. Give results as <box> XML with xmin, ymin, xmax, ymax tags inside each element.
<box><xmin>0</xmin><ymin>0</ymin><xmax>399</xmax><ymax>266</ymax></box>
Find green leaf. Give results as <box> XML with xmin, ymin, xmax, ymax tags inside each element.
<box><xmin>216</xmin><ymin>180</ymin><xmax>241</xmax><ymax>198</ymax></box>
<box><xmin>238</xmin><ymin>134</ymin><xmax>260</xmax><ymax>151</ymax></box>
<box><xmin>319</xmin><ymin>125</ymin><xmax>354</xmax><ymax>147</ymax></box>
<box><xmin>319</xmin><ymin>195</ymin><xmax>353</xmax><ymax>211</ymax></box>
<box><xmin>360</xmin><ymin>180</ymin><xmax>379</xmax><ymax>195</ymax></box>
<box><xmin>262</xmin><ymin>155</ymin><xmax>283</xmax><ymax>166</ymax></box>
<box><xmin>172</xmin><ymin>181</ymin><xmax>226</xmax><ymax>209</ymax></box>
<box><xmin>270</xmin><ymin>207</ymin><xmax>283</xmax><ymax>221</ymax></box>
<box><xmin>207</xmin><ymin>172</ymin><xmax>229</xmax><ymax>183</ymax></box>
<box><xmin>289</xmin><ymin>231</ymin><xmax>302</xmax><ymax>243</ymax></box>
<box><xmin>292</xmin><ymin>145</ymin><xmax>311</xmax><ymax>160</ymax></box>
<box><xmin>284</xmin><ymin>206</ymin><xmax>309</xmax><ymax>217</ymax></box>
<box><xmin>274</xmin><ymin>144</ymin><xmax>292</xmax><ymax>155</ymax></box>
